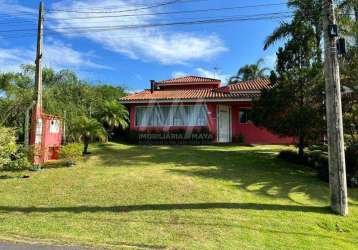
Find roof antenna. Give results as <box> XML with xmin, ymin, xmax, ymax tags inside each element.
<box><xmin>213</xmin><ymin>66</ymin><xmax>219</xmax><ymax>79</ymax></box>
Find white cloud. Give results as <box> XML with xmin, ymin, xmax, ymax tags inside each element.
<box><xmin>195</xmin><ymin>67</ymin><xmax>230</xmax><ymax>83</ymax></box>
<box><xmin>171</xmin><ymin>71</ymin><xmax>187</xmax><ymax>78</ymax></box>
<box><xmin>0</xmin><ymin>0</ymin><xmax>36</xmax><ymax>16</ymax></box>
<box><xmin>0</xmin><ymin>48</ymin><xmax>33</xmax><ymax>72</ymax></box>
<box><xmin>43</xmin><ymin>40</ymin><xmax>110</xmax><ymax>70</ymax></box>
<box><xmin>170</xmin><ymin>68</ymin><xmax>230</xmax><ymax>83</ymax></box>
<box><xmin>48</xmin><ymin>0</ymin><xmax>227</xmax><ymax>65</ymax></box>
<box><xmin>0</xmin><ymin>40</ymin><xmax>109</xmax><ymax>73</ymax></box>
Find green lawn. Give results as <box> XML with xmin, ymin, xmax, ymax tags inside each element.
<box><xmin>0</xmin><ymin>143</ymin><xmax>358</xmax><ymax>249</ymax></box>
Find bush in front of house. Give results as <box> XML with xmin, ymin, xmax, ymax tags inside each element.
<box><xmin>59</xmin><ymin>143</ymin><xmax>83</xmax><ymax>166</ymax></box>
<box><xmin>234</xmin><ymin>133</ymin><xmax>245</xmax><ymax>144</ymax></box>
<box><xmin>346</xmin><ymin>143</ymin><xmax>358</xmax><ymax>186</ymax></box>
<box><xmin>0</xmin><ymin>126</ymin><xmax>17</xmax><ymax>169</ymax></box>
<box><xmin>5</xmin><ymin>145</ymin><xmax>32</xmax><ymax>171</ymax></box>
<box><xmin>125</xmin><ymin>127</ymin><xmax>214</xmax><ymax>145</ymax></box>
<box><xmin>278</xmin><ymin>150</ymin><xmax>306</xmax><ymax>164</ymax></box>
<box><xmin>0</xmin><ymin>126</ymin><xmax>31</xmax><ymax>171</ymax></box>
<box><xmin>278</xmin><ymin>145</ymin><xmax>358</xmax><ymax>187</ymax></box>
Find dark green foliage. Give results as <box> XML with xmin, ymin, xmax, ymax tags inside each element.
<box><xmin>253</xmin><ymin>1</ymin><xmax>325</xmax><ymax>158</ymax></box>
<box><xmin>71</xmin><ymin>116</ymin><xmax>107</xmax><ymax>154</ymax></box>
<box><xmin>278</xmin><ymin>147</ymin><xmax>358</xmax><ymax>187</ymax></box>
<box><xmin>98</xmin><ymin>100</ymin><xmax>129</xmax><ymax>136</ymax></box>
<box><xmin>264</xmin><ymin>0</ymin><xmax>323</xmax><ymax>62</ymax></box>
<box><xmin>341</xmin><ymin>46</ymin><xmax>358</xmax><ymax>146</ymax></box>
<box><xmin>234</xmin><ymin>133</ymin><xmax>245</xmax><ymax>144</ymax></box>
<box><xmin>278</xmin><ymin>150</ymin><xmax>305</xmax><ymax>164</ymax></box>
<box><xmin>0</xmin><ymin>65</ymin><xmax>128</xmax><ymax>142</ymax></box>
<box><xmin>346</xmin><ymin>143</ymin><xmax>358</xmax><ymax>180</ymax></box>
<box><xmin>4</xmin><ymin>146</ymin><xmax>32</xmax><ymax>171</ymax></box>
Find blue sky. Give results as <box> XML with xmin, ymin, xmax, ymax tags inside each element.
<box><xmin>0</xmin><ymin>0</ymin><xmax>288</xmax><ymax>91</ymax></box>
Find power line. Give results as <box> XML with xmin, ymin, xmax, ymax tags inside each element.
<box><xmin>47</xmin><ymin>0</ymin><xmax>201</xmax><ymax>13</ymax></box>
<box><xmin>0</xmin><ymin>12</ymin><xmax>293</xmax><ymax>35</ymax></box>
<box><xmin>47</xmin><ymin>13</ymin><xmax>292</xmax><ymax>34</ymax></box>
<box><xmin>0</xmin><ymin>20</ymin><xmax>36</xmax><ymax>25</ymax></box>
<box><xmin>46</xmin><ymin>10</ymin><xmax>292</xmax><ymax>27</ymax></box>
<box><xmin>46</xmin><ymin>2</ymin><xmax>288</xmax><ymax>21</ymax></box>
<box><xmin>0</xmin><ymin>12</ymin><xmax>35</xmax><ymax>19</ymax></box>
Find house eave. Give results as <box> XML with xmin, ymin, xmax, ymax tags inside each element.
<box><xmin>120</xmin><ymin>98</ymin><xmax>253</xmax><ymax>104</ymax></box>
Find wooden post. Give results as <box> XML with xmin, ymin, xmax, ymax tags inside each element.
<box><xmin>322</xmin><ymin>0</ymin><xmax>348</xmax><ymax>216</ymax></box>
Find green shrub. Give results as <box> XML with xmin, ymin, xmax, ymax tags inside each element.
<box><xmin>278</xmin><ymin>150</ymin><xmax>305</xmax><ymax>164</ymax></box>
<box><xmin>126</xmin><ymin>128</ymin><xmax>213</xmax><ymax>145</ymax></box>
<box><xmin>346</xmin><ymin>143</ymin><xmax>358</xmax><ymax>186</ymax></box>
<box><xmin>59</xmin><ymin>143</ymin><xmax>83</xmax><ymax>166</ymax></box>
<box><xmin>235</xmin><ymin>133</ymin><xmax>245</xmax><ymax>144</ymax></box>
<box><xmin>0</xmin><ymin>127</ymin><xmax>17</xmax><ymax>168</ymax></box>
<box><xmin>0</xmin><ymin>127</ymin><xmax>31</xmax><ymax>171</ymax></box>
<box><xmin>279</xmin><ymin>146</ymin><xmax>358</xmax><ymax>187</ymax></box>
<box><xmin>12</xmin><ymin>145</ymin><xmax>31</xmax><ymax>170</ymax></box>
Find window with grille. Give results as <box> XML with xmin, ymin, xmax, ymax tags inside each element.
<box><xmin>135</xmin><ymin>105</ymin><xmax>208</xmax><ymax>127</ymax></box>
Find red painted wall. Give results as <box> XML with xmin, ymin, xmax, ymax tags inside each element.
<box><xmin>231</xmin><ymin>103</ymin><xmax>294</xmax><ymax>145</ymax></box>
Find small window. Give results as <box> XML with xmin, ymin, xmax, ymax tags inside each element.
<box><xmin>239</xmin><ymin>109</ymin><xmax>252</xmax><ymax>124</ymax></box>
<box><xmin>49</xmin><ymin>119</ymin><xmax>60</xmax><ymax>133</ymax></box>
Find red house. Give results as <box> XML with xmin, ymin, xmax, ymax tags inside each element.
<box><xmin>120</xmin><ymin>76</ymin><xmax>293</xmax><ymax>144</ymax></box>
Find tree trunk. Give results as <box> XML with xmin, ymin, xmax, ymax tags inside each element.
<box><xmin>355</xmin><ymin>6</ymin><xmax>358</xmax><ymax>43</ymax></box>
<box><xmin>83</xmin><ymin>137</ymin><xmax>89</xmax><ymax>155</ymax></box>
<box><xmin>298</xmin><ymin>134</ymin><xmax>305</xmax><ymax>160</ymax></box>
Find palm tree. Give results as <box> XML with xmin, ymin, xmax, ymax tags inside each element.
<box><xmin>228</xmin><ymin>59</ymin><xmax>269</xmax><ymax>84</ymax></box>
<box><xmin>100</xmin><ymin>101</ymin><xmax>129</xmax><ymax>137</ymax></box>
<box><xmin>71</xmin><ymin>116</ymin><xmax>107</xmax><ymax>154</ymax></box>
<box><xmin>263</xmin><ymin>0</ymin><xmax>323</xmax><ymax>62</ymax></box>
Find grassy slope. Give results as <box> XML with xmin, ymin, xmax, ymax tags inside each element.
<box><xmin>0</xmin><ymin>143</ymin><xmax>357</xmax><ymax>249</ymax></box>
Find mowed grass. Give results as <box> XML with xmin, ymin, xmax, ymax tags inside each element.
<box><xmin>0</xmin><ymin>143</ymin><xmax>358</xmax><ymax>249</ymax></box>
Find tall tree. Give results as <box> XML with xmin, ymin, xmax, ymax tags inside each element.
<box><xmin>253</xmin><ymin>5</ymin><xmax>325</xmax><ymax>158</ymax></box>
<box><xmin>0</xmin><ymin>65</ymin><xmax>128</xmax><ymax>143</ymax></box>
<box><xmin>228</xmin><ymin>59</ymin><xmax>269</xmax><ymax>84</ymax></box>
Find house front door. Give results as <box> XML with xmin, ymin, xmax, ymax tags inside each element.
<box><xmin>217</xmin><ymin>105</ymin><xmax>231</xmax><ymax>143</ymax></box>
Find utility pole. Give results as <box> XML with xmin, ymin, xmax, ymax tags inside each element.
<box><xmin>34</xmin><ymin>0</ymin><xmax>44</xmax><ymax>110</ymax></box>
<box><xmin>30</xmin><ymin>1</ymin><xmax>44</xmax><ymax>165</ymax></box>
<box><xmin>322</xmin><ymin>0</ymin><xmax>348</xmax><ymax>216</ymax></box>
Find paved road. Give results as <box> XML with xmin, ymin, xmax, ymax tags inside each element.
<box><xmin>0</xmin><ymin>242</ymin><xmax>91</xmax><ymax>250</ymax></box>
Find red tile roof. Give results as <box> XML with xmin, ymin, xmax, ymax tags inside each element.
<box><xmin>228</xmin><ymin>78</ymin><xmax>272</xmax><ymax>91</ymax></box>
<box><xmin>157</xmin><ymin>76</ymin><xmax>220</xmax><ymax>85</ymax></box>
<box><xmin>121</xmin><ymin>89</ymin><xmax>260</xmax><ymax>102</ymax></box>
<box><xmin>121</xmin><ymin>78</ymin><xmax>270</xmax><ymax>103</ymax></box>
